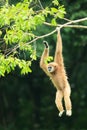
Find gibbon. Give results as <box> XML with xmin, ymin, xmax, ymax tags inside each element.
<box><xmin>40</xmin><ymin>28</ymin><xmax>72</xmax><ymax>117</ymax></box>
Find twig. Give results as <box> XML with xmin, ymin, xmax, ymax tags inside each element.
<box><xmin>44</xmin><ymin>22</ymin><xmax>87</xmax><ymax>29</ymax></box>
<box><xmin>62</xmin><ymin>18</ymin><xmax>72</xmax><ymax>22</ymax></box>
<box><xmin>38</xmin><ymin>0</ymin><xmax>44</xmax><ymax>9</ymax></box>
<box><xmin>44</xmin><ymin>17</ymin><xmax>87</xmax><ymax>28</ymax></box>
<box><xmin>6</xmin><ymin>29</ymin><xmax>57</xmax><ymax>57</ymax></box>
<box><xmin>6</xmin><ymin>44</ymin><xmax>19</xmax><ymax>57</ymax></box>
<box><xmin>64</xmin><ymin>25</ymin><xmax>87</xmax><ymax>29</ymax></box>
<box><xmin>59</xmin><ymin>17</ymin><xmax>87</xmax><ymax>29</ymax></box>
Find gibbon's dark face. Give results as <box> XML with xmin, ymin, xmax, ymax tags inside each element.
<box><xmin>47</xmin><ymin>62</ymin><xmax>58</xmax><ymax>73</ymax></box>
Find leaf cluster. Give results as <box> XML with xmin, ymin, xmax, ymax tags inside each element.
<box><xmin>0</xmin><ymin>0</ymin><xmax>66</xmax><ymax>76</ymax></box>
<box><xmin>0</xmin><ymin>54</ymin><xmax>32</xmax><ymax>76</ymax></box>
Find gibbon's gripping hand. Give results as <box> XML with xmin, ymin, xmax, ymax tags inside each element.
<box><xmin>56</xmin><ymin>27</ymin><xmax>60</xmax><ymax>33</ymax></box>
<box><xmin>43</xmin><ymin>41</ymin><xmax>49</xmax><ymax>48</ymax></box>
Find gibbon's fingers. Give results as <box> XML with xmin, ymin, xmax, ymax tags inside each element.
<box><xmin>56</xmin><ymin>27</ymin><xmax>60</xmax><ymax>33</ymax></box>
<box><xmin>43</xmin><ymin>41</ymin><xmax>48</xmax><ymax>48</ymax></box>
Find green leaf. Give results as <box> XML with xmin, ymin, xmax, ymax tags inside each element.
<box><xmin>0</xmin><ymin>66</ymin><xmax>5</xmax><ymax>76</ymax></box>
<box><xmin>21</xmin><ymin>66</ymin><xmax>32</xmax><ymax>75</ymax></box>
<box><xmin>0</xmin><ymin>30</ymin><xmax>2</xmax><ymax>36</ymax></box>
<box><xmin>55</xmin><ymin>6</ymin><xmax>66</xmax><ymax>19</ymax></box>
<box><xmin>19</xmin><ymin>42</ymin><xmax>32</xmax><ymax>51</ymax></box>
<box><xmin>52</xmin><ymin>0</ymin><xmax>59</xmax><ymax>6</ymax></box>
<box><xmin>51</xmin><ymin>18</ymin><xmax>57</xmax><ymax>26</ymax></box>
<box><xmin>34</xmin><ymin>14</ymin><xmax>45</xmax><ymax>25</ymax></box>
<box><xmin>45</xmin><ymin>56</ymin><xmax>53</xmax><ymax>64</ymax></box>
<box><xmin>30</xmin><ymin>50</ymin><xmax>37</xmax><ymax>60</ymax></box>
<box><xmin>51</xmin><ymin>8</ymin><xmax>58</xmax><ymax>13</ymax></box>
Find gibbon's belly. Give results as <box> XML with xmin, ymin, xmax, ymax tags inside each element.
<box><xmin>50</xmin><ymin>74</ymin><xmax>65</xmax><ymax>90</ymax></box>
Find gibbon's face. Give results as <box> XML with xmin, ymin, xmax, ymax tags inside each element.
<box><xmin>47</xmin><ymin>62</ymin><xmax>58</xmax><ymax>73</ymax></box>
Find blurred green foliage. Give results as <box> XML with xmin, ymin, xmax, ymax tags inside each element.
<box><xmin>0</xmin><ymin>0</ymin><xmax>87</xmax><ymax>130</ymax></box>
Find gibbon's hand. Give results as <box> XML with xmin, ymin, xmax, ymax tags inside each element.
<box><xmin>43</xmin><ymin>41</ymin><xmax>49</xmax><ymax>48</ymax></box>
<box><xmin>56</xmin><ymin>27</ymin><xmax>60</xmax><ymax>32</ymax></box>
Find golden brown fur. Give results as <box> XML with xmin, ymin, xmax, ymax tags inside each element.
<box><xmin>40</xmin><ymin>29</ymin><xmax>72</xmax><ymax>117</ymax></box>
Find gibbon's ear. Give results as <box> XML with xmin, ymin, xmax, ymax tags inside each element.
<box><xmin>43</xmin><ymin>41</ymin><xmax>49</xmax><ymax>48</ymax></box>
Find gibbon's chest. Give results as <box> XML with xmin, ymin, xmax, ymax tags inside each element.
<box><xmin>49</xmin><ymin>72</ymin><xmax>65</xmax><ymax>90</ymax></box>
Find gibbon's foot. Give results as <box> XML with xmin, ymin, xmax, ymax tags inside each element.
<box><xmin>66</xmin><ymin>110</ymin><xmax>72</xmax><ymax>116</ymax></box>
<box><xmin>43</xmin><ymin>41</ymin><xmax>48</xmax><ymax>48</ymax></box>
<box><xmin>59</xmin><ymin>110</ymin><xmax>64</xmax><ymax>117</ymax></box>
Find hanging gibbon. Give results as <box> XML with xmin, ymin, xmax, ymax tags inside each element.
<box><xmin>40</xmin><ymin>28</ymin><xmax>72</xmax><ymax>117</ymax></box>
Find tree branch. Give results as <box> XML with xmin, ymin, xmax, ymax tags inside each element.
<box><xmin>44</xmin><ymin>17</ymin><xmax>87</xmax><ymax>29</ymax></box>
<box><xmin>44</xmin><ymin>22</ymin><xmax>87</xmax><ymax>29</ymax></box>
<box><xmin>64</xmin><ymin>25</ymin><xmax>87</xmax><ymax>29</ymax></box>
<box><xmin>6</xmin><ymin>29</ymin><xmax>57</xmax><ymax>57</ymax></box>
<box><xmin>59</xmin><ymin>17</ymin><xmax>87</xmax><ymax>29</ymax></box>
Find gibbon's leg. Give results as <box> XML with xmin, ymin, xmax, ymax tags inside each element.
<box><xmin>55</xmin><ymin>90</ymin><xmax>64</xmax><ymax>117</ymax></box>
<box><xmin>40</xmin><ymin>41</ymin><xmax>49</xmax><ymax>75</ymax></box>
<box><xmin>64</xmin><ymin>83</ymin><xmax>72</xmax><ymax>116</ymax></box>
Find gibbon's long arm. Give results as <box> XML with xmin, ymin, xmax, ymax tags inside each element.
<box><xmin>40</xmin><ymin>41</ymin><xmax>49</xmax><ymax>75</ymax></box>
<box><xmin>54</xmin><ymin>29</ymin><xmax>64</xmax><ymax>67</ymax></box>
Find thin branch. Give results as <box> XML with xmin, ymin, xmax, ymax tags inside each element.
<box><xmin>6</xmin><ymin>29</ymin><xmax>57</xmax><ymax>57</ymax></box>
<box><xmin>59</xmin><ymin>17</ymin><xmax>87</xmax><ymax>29</ymax></box>
<box><xmin>64</xmin><ymin>25</ymin><xmax>87</xmax><ymax>29</ymax></box>
<box><xmin>62</xmin><ymin>18</ymin><xmax>72</xmax><ymax>22</ymax></box>
<box><xmin>38</xmin><ymin>0</ymin><xmax>44</xmax><ymax>9</ymax></box>
<box><xmin>5</xmin><ymin>44</ymin><xmax>18</xmax><ymax>57</ymax></box>
<box><xmin>44</xmin><ymin>22</ymin><xmax>87</xmax><ymax>29</ymax></box>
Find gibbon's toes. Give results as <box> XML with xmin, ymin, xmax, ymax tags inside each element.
<box><xmin>66</xmin><ymin>110</ymin><xmax>72</xmax><ymax>116</ymax></box>
<box><xmin>43</xmin><ymin>41</ymin><xmax>48</xmax><ymax>48</ymax></box>
<box><xmin>59</xmin><ymin>110</ymin><xmax>64</xmax><ymax>117</ymax></box>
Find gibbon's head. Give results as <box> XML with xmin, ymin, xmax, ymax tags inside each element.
<box><xmin>47</xmin><ymin>62</ymin><xmax>58</xmax><ymax>73</ymax></box>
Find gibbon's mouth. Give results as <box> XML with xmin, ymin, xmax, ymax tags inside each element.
<box><xmin>47</xmin><ymin>66</ymin><xmax>54</xmax><ymax>72</ymax></box>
